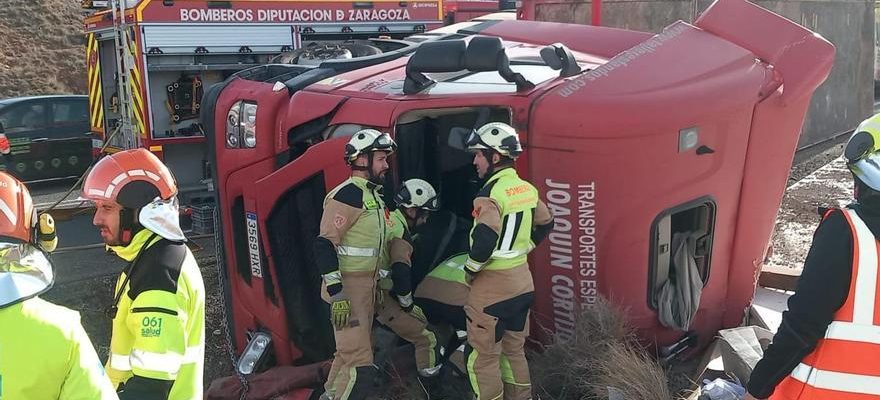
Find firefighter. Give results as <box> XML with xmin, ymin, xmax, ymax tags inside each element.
<box><xmin>314</xmin><ymin>129</ymin><xmax>411</xmax><ymax>400</ymax></box>
<box><xmin>0</xmin><ymin>171</ymin><xmax>118</xmax><ymax>399</ymax></box>
<box><xmin>82</xmin><ymin>148</ymin><xmax>205</xmax><ymax>400</ymax></box>
<box><xmin>376</xmin><ymin>179</ymin><xmax>441</xmax><ymax>381</ymax></box>
<box><xmin>463</xmin><ymin>122</ymin><xmax>553</xmax><ymax>400</ymax></box>
<box><xmin>394</xmin><ymin>178</ymin><xmax>471</xmax><ymax>332</ymax></box>
<box><xmin>746</xmin><ymin>113</ymin><xmax>880</xmax><ymax>400</ymax></box>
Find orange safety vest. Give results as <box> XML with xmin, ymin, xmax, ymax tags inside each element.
<box><xmin>771</xmin><ymin>208</ymin><xmax>880</xmax><ymax>400</ymax></box>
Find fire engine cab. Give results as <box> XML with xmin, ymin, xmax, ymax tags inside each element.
<box><xmin>83</xmin><ymin>0</ymin><xmax>443</xmax><ymax>204</ymax></box>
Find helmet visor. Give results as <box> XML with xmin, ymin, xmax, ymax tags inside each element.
<box><xmin>465</xmin><ymin>129</ymin><xmax>483</xmax><ymax>149</ymax></box>
<box><xmin>851</xmin><ymin>151</ymin><xmax>880</xmax><ymax>192</ymax></box>
<box><xmin>372</xmin><ymin>133</ymin><xmax>397</xmax><ymax>152</ymax></box>
<box><xmin>0</xmin><ymin>242</ymin><xmax>54</xmax><ymax>307</ymax></box>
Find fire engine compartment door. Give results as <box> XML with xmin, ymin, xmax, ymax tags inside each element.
<box><xmin>141</xmin><ymin>25</ymin><xmax>294</xmax><ymax>54</ymax></box>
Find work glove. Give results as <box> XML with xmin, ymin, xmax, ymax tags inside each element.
<box><xmin>330</xmin><ymin>293</ymin><xmax>352</xmax><ymax>330</ymax></box>
<box><xmin>408</xmin><ymin>304</ymin><xmax>427</xmax><ymax>324</ymax></box>
<box><xmin>327</xmin><ymin>281</ymin><xmax>351</xmax><ymax>330</ymax></box>
<box><xmin>396</xmin><ymin>291</ymin><xmax>414</xmax><ymax>312</ymax></box>
<box><xmin>37</xmin><ymin>213</ymin><xmax>57</xmax><ymax>252</ymax></box>
<box><xmin>464</xmin><ymin>257</ymin><xmax>483</xmax><ymax>284</ymax></box>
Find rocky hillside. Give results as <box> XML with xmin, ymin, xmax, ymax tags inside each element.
<box><xmin>0</xmin><ymin>0</ymin><xmax>87</xmax><ymax>98</ymax></box>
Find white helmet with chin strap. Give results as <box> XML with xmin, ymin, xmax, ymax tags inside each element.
<box><xmin>345</xmin><ymin>129</ymin><xmax>397</xmax><ymax>165</ymax></box>
<box><xmin>466</xmin><ymin>122</ymin><xmax>523</xmax><ymax>160</ymax></box>
<box><xmin>395</xmin><ymin>179</ymin><xmax>439</xmax><ymax>211</ymax></box>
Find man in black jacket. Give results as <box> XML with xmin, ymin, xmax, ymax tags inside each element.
<box><xmin>747</xmin><ymin>114</ymin><xmax>880</xmax><ymax>399</ymax></box>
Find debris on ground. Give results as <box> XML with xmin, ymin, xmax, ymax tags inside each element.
<box><xmin>529</xmin><ymin>298</ymin><xmax>674</xmax><ymax>400</ymax></box>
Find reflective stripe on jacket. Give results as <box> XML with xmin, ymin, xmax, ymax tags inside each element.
<box><xmin>772</xmin><ymin>208</ymin><xmax>880</xmax><ymax>399</ymax></box>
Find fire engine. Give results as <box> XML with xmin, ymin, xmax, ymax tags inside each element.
<box><xmin>201</xmin><ymin>0</ymin><xmax>834</xmax><ymax>394</ymax></box>
<box><xmin>442</xmin><ymin>0</ymin><xmax>514</xmax><ymax>24</ymax></box>
<box><xmin>82</xmin><ymin>0</ymin><xmax>444</xmax><ymax>205</ymax></box>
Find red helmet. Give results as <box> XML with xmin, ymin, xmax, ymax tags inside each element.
<box><xmin>82</xmin><ymin>148</ymin><xmax>177</xmax><ymax>209</ymax></box>
<box><xmin>0</xmin><ymin>171</ymin><xmax>35</xmax><ymax>243</ymax></box>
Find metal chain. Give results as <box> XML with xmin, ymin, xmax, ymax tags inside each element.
<box><xmin>213</xmin><ymin>206</ymin><xmax>250</xmax><ymax>399</ymax></box>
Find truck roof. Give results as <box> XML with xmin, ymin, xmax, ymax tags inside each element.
<box><xmin>304</xmin><ymin>37</ymin><xmax>607</xmax><ymax>99</ymax></box>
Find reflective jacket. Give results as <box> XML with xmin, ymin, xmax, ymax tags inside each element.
<box><xmin>771</xmin><ymin>208</ymin><xmax>880</xmax><ymax>399</ymax></box>
<box><xmin>465</xmin><ymin>168</ymin><xmax>552</xmax><ymax>272</ymax></box>
<box><xmin>316</xmin><ymin>177</ymin><xmax>408</xmax><ymax>284</ymax></box>
<box><xmin>0</xmin><ymin>298</ymin><xmax>119</xmax><ymax>400</ymax></box>
<box><xmin>106</xmin><ymin>229</ymin><xmax>205</xmax><ymax>400</ymax></box>
<box><xmin>0</xmin><ymin>242</ymin><xmax>117</xmax><ymax>400</ymax></box>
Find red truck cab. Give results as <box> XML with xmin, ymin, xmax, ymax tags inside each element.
<box><xmin>204</xmin><ymin>0</ymin><xmax>834</xmax><ymax>390</ymax></box>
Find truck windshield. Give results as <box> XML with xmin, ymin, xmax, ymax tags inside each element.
<box><xmin>422</xmin><ymin>64</ymin><xmax>562</xmax><ymax>94</ymax></box>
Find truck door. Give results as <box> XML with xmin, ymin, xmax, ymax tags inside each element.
<box><xmin>240</xmin><ymin>135</ymin><xmax>353</xmax><ymax>364</ymax></box>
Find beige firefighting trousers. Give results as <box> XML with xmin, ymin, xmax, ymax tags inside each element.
<box><xmin>465</xmin><ymin>263</ymin><xmax>535</xmax><ymax>400</ymax></box>
<box><xmin>322</xmin><ymin>272</ymin><xmax>377</xmax><ymax>400</ymax></box>
<box><xmin>375</xmin><ymin>288</ymin><xmax>439</xmax><ymax>376</ymax></box>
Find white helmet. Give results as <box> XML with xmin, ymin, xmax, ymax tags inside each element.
<box><xmin>395</xmin><ymin>179</ymin><xmax>439</xmax><ymax>210</ymax></box>
<box><xmin>344</xmin><ymin>129</ymin><xmax>397</xmax><ymax>164</ymax></box>
<box><xmin>466</xmin><ymin>122</ymin><xmax>523</xmax><ymax>159</ymax></box>
<box><xmin>846</xmin><ymin>113</ymin><xmax>880</xmax><ymax>191</ymax></box>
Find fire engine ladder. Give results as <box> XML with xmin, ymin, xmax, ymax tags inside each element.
<box><xmin>110</xmin><ymin>0</ymin><xmax>139</xmax><ymax>150</ymax></box>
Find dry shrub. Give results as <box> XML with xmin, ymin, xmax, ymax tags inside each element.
<box><xmin>530</xmin><ymin>297</ymin><xmax>674</xmax><ymax>400</ymax></box>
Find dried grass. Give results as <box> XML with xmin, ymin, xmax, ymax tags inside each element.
<box><xmin>530</xmin><ymin>298</ymin><xmax>675</xmax><ymax>400</ymax></box>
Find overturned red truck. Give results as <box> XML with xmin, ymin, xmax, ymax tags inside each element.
<box><xmin>203</xmin><ymin>0</ymin><xmax>834</xmax><ymax>395</ymax></box>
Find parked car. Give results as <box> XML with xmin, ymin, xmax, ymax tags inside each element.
<box><xmin>0</xmin><ymin>95</ymin><xmax>95</xmax><ymax>182</ymax></box>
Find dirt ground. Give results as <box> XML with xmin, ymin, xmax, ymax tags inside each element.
<box><xmin>0</xmin><ymin>0</ymin><xmax>87</xmax><ymax>98</ymax></box>
<box><xmin>765</xmin><ymin>142</ymin><xmax>853</xmax><ymax>271</ymax></box>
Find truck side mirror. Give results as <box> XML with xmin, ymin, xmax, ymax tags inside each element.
<box><xmin>540</xmin><ymin>43</ymin><xmax>581</xmax><ymax>77</ymax></box>
<box><xmin>403</xmin><ymin>40</ymin><xmax>466</xmax><ymax>94</ymax></box>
